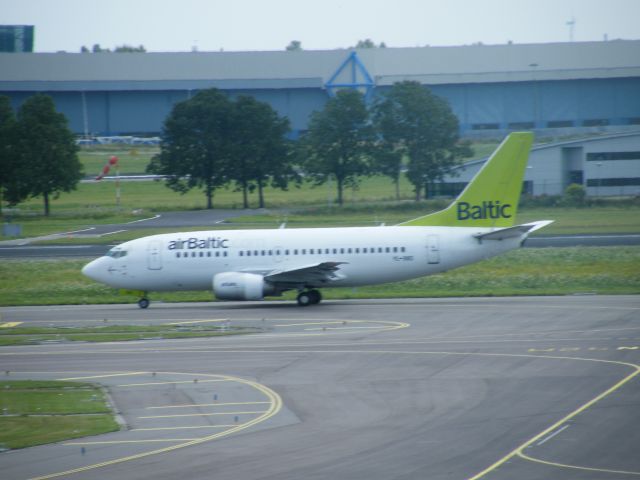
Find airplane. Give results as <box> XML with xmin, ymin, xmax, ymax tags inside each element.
<box><xmin>82</xmin><ymin>132</ymin><xmax>552</xmax><ymax>308</ymax></box>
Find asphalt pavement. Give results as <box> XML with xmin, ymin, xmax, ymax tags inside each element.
<box><xmin>1</xmin><ymin>296</ymin><xmax>639</xmax><ymax>480</ymax></box>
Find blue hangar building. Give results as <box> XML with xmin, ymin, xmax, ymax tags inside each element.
<box><xmin>0</xmin><ymin>40</ymin><xmax>639</xmax><ymax>138</ymax></box>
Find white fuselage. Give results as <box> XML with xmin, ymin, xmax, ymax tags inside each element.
<box><xmin>83</xmin><ymin>225</ymin><xmax>523</xmax><ymax>293</ymax></box>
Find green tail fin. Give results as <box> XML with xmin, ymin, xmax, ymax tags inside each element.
<box><xmin>399</xmin><ymin>132</ymin><xmax>533</xmax><ymax>228</ymax></box>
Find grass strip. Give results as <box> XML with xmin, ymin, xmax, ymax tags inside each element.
<box><xmin>10</xmin><ymin>204</ymin><xmax>640</xmax><ymax>245</ymax></box>
<box><xmin>0</xmin><ymin>325</ymin><xmax>258</xmax><ymax>346</ymax></box>
<box><xmin>0</xmin><ymin>246</ymin><xmax>638</xmax><ymax>308</ymax></box>
<box><xmin>0</xmin><ymin>380</ymin><xmax>119</xmax><ymax>449</ymax></box>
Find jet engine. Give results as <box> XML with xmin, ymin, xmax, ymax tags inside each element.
<box><xmin>213</xmin><ymin>272</ymin><xmax>275</xmax><ymax>301</ymax></box>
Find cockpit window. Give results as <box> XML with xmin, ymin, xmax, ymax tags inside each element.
<box><xmin>106</xmin><ymin>249</ymin><xmax>127</xmax><ymax>259</ymax></box>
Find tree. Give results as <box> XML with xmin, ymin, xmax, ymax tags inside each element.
<box><xmin>285</xmin><ymin>40</ymin><xmax>302</xmax><ymax>51</ymax></box>
<box><xmin>354</xmin><ymin>39</ymin><xmax>387</xmax><ymax>48</ymax></box>
<box><xmin>0</xmin><ymin>95</ymin><xmax>21</xmax><ymax>211</ymax></box>
<box><xmin>302</xmin><ymin>89</ymin><xmax>373</xmax><ymax>206</ymax></box>
<box><xmin>563</xmin><ymin>183</ymin><xmax>586</xmax><ymax>206</ymax></box>
<box><xmin>372</xmin><ymin>81</ymin><xmax>468</xmax><ymax>201</ymax></box>
<box><xmin>147</xmin><ymin>89</ymin><xmax>234</xmax><ymax>209</ymax></box>
<box><xmin>81</xmin><ymin>44</ymin><xmax>146</xmax><ymax>53</ymax></box>
<box><xmin>114</xmin><ymin>44</ymin><xmax>146</xmax><ymax>53</ymax></box>
<box><xmin>229</xmin><ymin>96</ymin><xmax>294</xmax><ymax>209</ymax></box>
<box><xmin>14</xmin><ymin>94</ymin><xmax>82</xmax><ymax>216</ymax></box>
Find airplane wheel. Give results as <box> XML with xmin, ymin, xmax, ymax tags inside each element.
<box><xmin>296</xmin><ymin>292</ymin><xmax>312</xmax><ymax>307</ymax></box>
<box><xmin>309</xmin><ymin>289</ymin><xmax>322</xmax><ymax>305</ymax></box>
<box><xmin>138</xmin><ymin>298</ymin><xmax>150</xmax><ymax>309</ymax></box>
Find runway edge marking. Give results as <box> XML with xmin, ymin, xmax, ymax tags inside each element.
<box><xmin>466</xmin><ymin>355</ymin><xmax>640</xmax><ymax>480</ymax></box>
<box><xmin>29</xmin><ymin>371</ymin><xmax>282</xmax><ymax>480</ymax></box>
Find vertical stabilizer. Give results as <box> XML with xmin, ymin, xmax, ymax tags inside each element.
<box><xmin>399</xmin><ymin>132</ymin><xmax>533</xmax><ymax>228</ymax></box>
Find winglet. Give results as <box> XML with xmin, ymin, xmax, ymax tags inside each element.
<box><xmin>399</xmin><ymin>132</ymin><xmax>534</xmax><ymax>228</ymax></box>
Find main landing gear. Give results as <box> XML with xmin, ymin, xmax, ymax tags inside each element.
<box><xmin>296</xmin><ymin>289</ymin><xmax>322</xmax><ymax>307</ymax></box>
<box><xmin>137</xmin><ymin>293</ymin><xmax>150</xmax><ymax>309</ymax></box>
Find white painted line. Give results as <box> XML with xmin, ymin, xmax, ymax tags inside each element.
<box><xmin>139</xmin><ymin>411</ymin><xmax>267</xmax><ymax>419</ymax></box>
<box><xmin>127</xmin><ymin>215</ymin><xmax>161</xmax><ymax>224</ymax></box>
<box><xmin>166</xmin><ymin>319</ymin><xmax>228</xmax><ymax>325</ymax></box>
<box><xmin>100</xmin><ymin>229</ymin><xmax>127</xmax><ymax>236</ymax></box>
<box><xmin>304</xmin><ymin>326</ymin><xmax>388</xmax><ymax>331</ymax></box>
<box><xmin>59</xmin><ymin>372</ymin><xmax>148</xmax><ymax>381</ymax></box>
<box><xmin>147</xmin><ymin>401</ymin><xmax>270</xmax><ymax>409</ymax></box>
<box><xmin>63</xmin><ymin>227</ymin><xmax>96</xmax><ymax>235</ymax></box>
<box><xmin>117</xmin><ymin>379</ymin><xmax>228</xmax><ymax>387</ymax></box>
<box><xmin>537</xmin><ymin>424</ymin><xmax>570</xmax><ymax>446</ymax></box>
<box><xmin>65</xmin><ymin>439</ymin><xmax>199</xmax><ymax>445</ymax></box>
<box><xmin>132</xmin><ymin>425</ymin><xmax>237</xmax><ymax>431</ymax></box>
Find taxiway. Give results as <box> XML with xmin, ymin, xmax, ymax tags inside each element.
<box><xmin>0</xmin><ymin>296</ymin><xmax>639</xmax><ymax>480</ymax></box>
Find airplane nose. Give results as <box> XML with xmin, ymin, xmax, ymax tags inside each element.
<box><xmin>82</xmin><ymin>258</ymin><xmax>105</xmax><ymax>283</ymax></box>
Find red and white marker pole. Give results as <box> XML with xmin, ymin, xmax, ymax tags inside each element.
<box><xmin>95</xmin><ymin>156</ymin><xmax>120</xmax><ymax>207</ymax></box>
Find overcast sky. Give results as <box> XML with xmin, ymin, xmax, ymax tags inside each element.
<box><xmin>3</xmin><ymin>0</ymin><xmax>639</xmax><ymax>53</ymax></box>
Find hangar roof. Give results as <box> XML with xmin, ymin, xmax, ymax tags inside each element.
<box><xmin>1</xmin><ymin>40</ymin><xmax>639</xmax><ymax>91</ymax></box>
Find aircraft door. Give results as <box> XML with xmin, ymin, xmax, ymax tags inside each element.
<box><xmin>147</xmin><ymin>239</ymin><xmax>163</xmax><ymax>270</ymax></box>
<box><xmin>427</xmin><ymin>235</ymin><xmax>440</xmax><ymax>264</ymax></box>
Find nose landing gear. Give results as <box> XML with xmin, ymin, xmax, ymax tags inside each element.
<box><xmin>296</xmin><ymin>289</ymin><xmax>322</xmax><ymax>306</ymax></box>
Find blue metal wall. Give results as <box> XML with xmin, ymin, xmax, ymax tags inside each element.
<box><xmin>4</xmin><ymin>77</ymin><xmax>639</xmax><ymax>136</ymax></box>
<box><xmin>430</xmin><ymin>77</ymin><xmax>640</xmax><ymax>132</ymax></box>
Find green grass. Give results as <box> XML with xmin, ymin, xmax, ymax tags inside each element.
<box><xmin>6</xmin><ymin>203</ymin><xmax>640</xmax><ymax>245</ymax></box>
<box><xmin>0</xmin><ymin>381</ymin><xmax>110</xmax><ymax>414</ymax></box>
<box><xmin>79</xmin><ymin>145</ymin><xmax>158</xmax><ymax>176</ymax></box>
<box><xmin>0</xmin><ymin>324</ymin><xmax>258</xmax><ymax>346</ymax></box>
<box><xmin>1</xmin><ymin>246</ymin><xmax>638</xmax><ymax>307</ymax></box>
<box><xmin>0</xmin><ymin>380</ymin><xmax>119</xmax><ymax>449</ymax></box>
<box><xmin>317</xmin><ymin>246</ymin><xmax>640</xmax><ymax>299</ymax></box>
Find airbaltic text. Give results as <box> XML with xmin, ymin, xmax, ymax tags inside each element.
<box><xmin>168</xmin><ymin>237</ymin><xmax>230</xmax><ymax>250</ymax></box>
<box><xmin>457</xmin><ymin>201</ymin><xmax>512</xmax><ymax>220</ymax></box>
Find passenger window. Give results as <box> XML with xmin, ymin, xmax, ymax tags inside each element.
<box><xmin>302</xmin><ymin>249</ymin><xmax>306</xmax><ymax>255</ymax></box>
<box><xmin>378</xmin><ymin>247</ymin><xmax>383</xmax><ymax>253</ymax></box>
<box><xmin>355</xmin><ymin>248</ymin><xmax>359</xmax><ymax>254</ymax></box>
<box><xmin>310</xmin><ymin>249</ymin><xmax>314</xmax><ymax>254</ymax></box>
<box><xmin>223</xmin><ymin>251</ymin><xmax>227</xmax><ymax>257</ymax></box>
<box><xmin>192</xmin><ymin>252</ymin><xmax>196</xmax><ymax>257</ymax></box>
<box><xmin>285</xmin><ymin>249</ymin><xmax>289</xmax><ymax>255</ymax></box>
<box><xmin>176</xmin><ymin>252</ymin><xmax>181</xmax><ymax>258</ymax></box>
<box><xmin>401</xmin><ymin>247</ymin><xmax>406</xmax><ymax>252</ymax></box>
<box><xmin>333</xmin><ymin>248</ymin><xmax>337</xmax><ymax>254</ymax></box>
<box><xmin>340</xmin><ymin>248</ymin><xmax>344</xmax><ymax>254</ymax></box>
<box><xmin>294</xmin><ymin>249</ymin><xmax>298</xmax><ymax>255</ymax></box>
<box><xmin>385</xmin><ymin>247</ymin><xmax>390</xmax><ymax>253</ymax></box>
<box><xmin>393</xmin><ymin>247</ymin><xmax>397</xmax><ymax>253</ymax></box>
<box><xmin>363</xmin><ymin>248</ymin><xmax>367</xmax><ymax>253</ymax></box>
<box><xmin>216</xmin><ymin>251</ymin><xmax>220</xmax><ymax>257</ymax></box>
<box><xmin>347</xmin><ymin>248</ymin><xmax>352</xmax><ymax>254</ymax></box>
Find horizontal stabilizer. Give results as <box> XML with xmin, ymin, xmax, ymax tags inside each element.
<box><xmin>474</xmin><ymin>220</ymin><xmax>554</xmax><ymax>241</ymax></box>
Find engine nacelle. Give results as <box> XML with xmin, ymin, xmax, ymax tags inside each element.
<box><xmin>213</xmin><ymin>272</ymin><xmax>274</xmax><ymax>301</ymax></box>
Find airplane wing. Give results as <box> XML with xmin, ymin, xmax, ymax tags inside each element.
<box><xmin>474</xmin><ymin>220</ymin><xmax>554</xmax><ymax>241</ymax></box>
<box><xmin>264</xmin><ymin>261</ymin><xmax>347</xmax><ymax>287</ymax></box>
